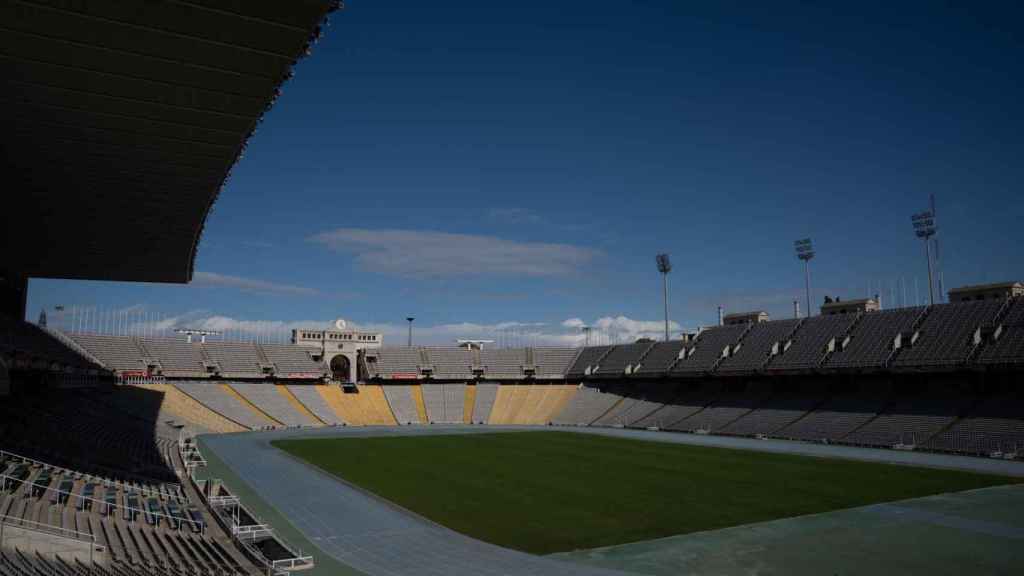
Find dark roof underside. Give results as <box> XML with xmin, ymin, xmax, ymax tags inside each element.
<box><xmin>1</xmin><ymin>0</ymin><xmax>338</xmax><ymax>282</ymax></box>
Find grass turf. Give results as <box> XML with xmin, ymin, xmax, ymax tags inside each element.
<box><xmin>272</xmin><ymin>431</ymin><xmax>1015</xmax><ymax>555</ymax></box>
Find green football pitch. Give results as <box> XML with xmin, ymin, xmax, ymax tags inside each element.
<box><xmin>272</xmin><ymin>431</ymin><xmax>1014</xmax><ymax>555</ymax></box>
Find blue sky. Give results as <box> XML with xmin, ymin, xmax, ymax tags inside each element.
<box><xmin>28</xmin><ymin>0</ymin><xmax>1024</xmax><ymax>345</ymax></box>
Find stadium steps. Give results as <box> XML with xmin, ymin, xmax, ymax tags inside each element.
<box><xmin>411</xmin><ymin>384</ymin><xmax>429</xmax><ymax>423</ymax></box>
<box><xmin>463</xmin><ymin>384</ymin><xmax>476</xmax><ymax>423</ymax></box>
<box><xmin>886</xmin><ymin>306</ymin><xmax>931</xmax><ymax>367</ymax></box>
<box><xmin>767</xmin><ymin>395</ymin><xmax>831</xmax><ymax>435</ymax></box>
<box><xmin>820</xmin><ymin>312</ymin><xmax>866</xmax><ymax>366</ymax></box>
<box><xmin>588</xmin><ymin>394</ymin><xmax>627</xmax><ymax>426</ymax></box>
<box><xmin>221</xmin><ymin>383</ymin><xmax>282</xmax><ymax>427</ymax></box>
<box><xmin>547</xmin><ymin>385</ymin><xmax>579</xmax><ymax>424</ymax></box>
<box><xmin>837</xmin><ymin>396</ymin><xmax>894</xmax><ymax>441</ymax></box>
<box><xmin>360</xmin><ymin>385</ymin><xmax>398</xmax><ymax>425</ymax></box>
<box><xmin>152</xmin><ymin>383</ymin><xmax>247</xmax><ymax>432</ymax></box>
<box><xmin>487</xmin><ymin>384</ymin><xmax>516</xmax><ymax>423</ymax></box>
<box><xmin>513</xmin><ymin>385</ymin><xmax>548</xmax><ymax>424</ymax></box>
<box><xmin>530</xmin><ymin>385</ymin><xmax>566</xmax><ymax>424</ymax></box>
<box><xmin>968</xmin><ymin>298</ymin><xmax>1017</xmax><ymax>364</ymax></box>
<box><xmin>275</xmin><ymin>384</ymin><xmax>325</xmax><ymax>425</ymax></box>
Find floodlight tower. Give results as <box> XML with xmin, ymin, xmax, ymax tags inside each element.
<box><xmin>656</xmin><ymin>254</ymin><xmax>672</xmax><ymax>341</ymax></box>
<box><xmin>911</xmin><ymin>210</ymin><xmax>937</xmax><ymax>305</ymax></box>
<box><xmin>406</xmin><ymin>317</ymin><xmax>415</xmax><ymax>347</ymax></box>
<box><xmin>794</xmin><ymin>239</ymin><xmax>815</xmax><ymax>318</ymax></box>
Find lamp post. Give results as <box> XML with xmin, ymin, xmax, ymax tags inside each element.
<box><xmin>656</xmin><ymin>254</ymin><xmax>672</xmax><ymax>341</ymax></box>
<box><xmin>406</xmin><ymin>317</ymin><xmax>414</xmax><ymax>347</ymax></box>
<box><xmin>794</xmin><ymin>238</ymin><xmax>814</xmax><ymax>318</ymax></box>
<box><xmin>911</xmin><ymin>211</ymin><xmax>937</xmax><ymax>305</ymax></box>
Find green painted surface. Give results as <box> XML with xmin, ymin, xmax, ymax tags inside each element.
<box><xmin>273</xmin><ymin>431</ymin><xmax>1016</xmax><ymax>556</ymax></box>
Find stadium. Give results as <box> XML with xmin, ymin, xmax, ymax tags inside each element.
<box><xmin>2</xmin><ymin>2</ymin><xmax>1023</xmax><ymax>576</ymax></box>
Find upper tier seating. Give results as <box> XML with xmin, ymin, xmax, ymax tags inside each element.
<box><xmin>531</xmin><ymin>347</ymin><xmax>579</xmax><ymax>378</ymax></box>
<box><xmin>976</xmin><ymin>297</ymin><xmax>1024</xmax><ymax>365</ymax></box>
<box><xmin>891</xmin><ymin>301</ymin><xmax>1004</xmax><ymax>367</ymax></box>
<box><xmin>257</xmin><ymin>344</ymin><xmax>325</xmax><ymax>376</ymax></box>
<box><xmin>479</xmin><ymin>348</ymin><xmax>524</xmax><ymax>378</ymax></box>
<box><xmin>632</xmin><ymin>341</ymin><xmax>688</xmax><ymax>375</ymax></box>
<box><xmin>717</xmin><ymin>319</ymin><xmax>802</xmax><ymax>374</ymax></box>
<box><xmin>368</xmin><ymin>348</ymin><xmax>421</xmax><ymax>378</ymax></box>
<box><xmin>201</xmin><ymin>342</ymin><xmax>263</xmax><ymax>377</ymax></box>
<box><xmin>138</xmin><ymin>338</ymin><xmax>207</xmax><ymax>377</ymax></box>
<box><xmin>767</xmin><ymin>314</ymin><xmax>858</xmax><ymax>371</ymax></box>
<box><xmin>566</xmin><ymin>346</ymin><xmax>611</xmax><ymax>378</ymax></box>
<box><xmin>592</xmin><ymin>342</ymin><xmax>655</xmax><ymax>377</ymax></box>
<box><xmin>66</xmin><ymin>333</ymin><xmax>146</xmax><ymax>372</ymax></box>
<box><xmin>671</xmin><ymin>324</ymin><xmax>747</xmax><ymax>374</ymax></box>
<box><xmin>823</xmin><ymin>308</ymin><xmax>924</xmax><ymax>369</ymax></box>
<box><xmin>423</xmin><ymin>348</ymin><xmax>474</xmax><ymax>379</ymax></box>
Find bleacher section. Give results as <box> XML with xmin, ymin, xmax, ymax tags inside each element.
<box><xmin>172</xmin><ymin>382</ymin><xmax>274</xmax><ymax>430</ymax></box>
<box><xmin>66</xmin><ymin>334</ymin><xmax>146</xmax><ymax>372</ymax></box>
<box><xmin>892</xmin><ymin>300</ymin><xmax>1004</xmax><ymax>368</ymax></box>
<box><xmin>531</xmin><ymin>348</ymin><xmax>580</xmax><ymax>379</ymax></box>
<box><xmin>367</xmin><ymin>348</ymin><xmax>421</xmax><ymax>379</ymax></box>
<box><xmin>471</xmin><ymin>383</ymin><xmax>499</xmax><ymax>424</ymax></box>
<box><xmin>718</xmin><ymin>319</ymin><xmax>801</xmax><ymax>374</ymax></box>
<box><xmin>566</xmin><ymin>346</ymin><xmax>612</xmax><ymax>378</ymax></box>
<box><xmin>632</xmin><ymin>341</ymin><xmax>688</xmax><ymax>376</ymax></box>
<box><xmin>823</xmin><ymin>307</ymin><xmax>923</xmax><ymax>369</ymax></box>
<box><xmin>767</xmin><ymin>314</ymin><xmax>858</xmax><ymax>371</ymax></box>
<box><xmin>287</xmin><ymin>385</ymin><xmax>344</xmax><ymax>426</ymax></box>
<box><xmin>592</xmin><ymin>342</ymin><xmax>655</xmax><ymax>377</ymax></box>
<box><xmin>1</xmin><ymin>319</ymin><xmax>98</xmax><ymax>375</ymax></box>
<box><xmin>226</xmin><ymin>383</ymin><xmax>314</xmax><ymax>427</ymax></box>
<box><xmin>423</xmin><ymin>348</ymin><xmax>474</xmax><ymax>380</ymax></box>
<box><xmin>257</xmin><ymin>344</ymin><xmax>324</xmax><ymax>377</ymax></box>
<box><xmin>62</xmin><ymin>334</ymin><xmax>325</xmax><ymax>380</ymax></box>
<box><xmin>976</xmin><ymin>297</ymin><xmax>1024</xmax><ymax>365</ymax></box>
<box><xmin>551</xmin><ymin>385</ymin><xmax>622</xmax><ymax>426</ymax></box>
<box><xmin>201</xmin><ymin>342</ymin><xmax>263</xmax><ymax>378</ymax></box>
<box><xmin>928</xmin><ymin>394</ymin><xmax>1024</xmax><ymax>455</ymax></box>
<box><xmin>383</xmin><ymin>385</ymin><xmax>421</xmax><ymax>424</ymax></box>
<box><xmin>479</xmin><ymin>348</ymin><xmax>524</xmax><ymax>379</ymax></box>
<box><xmin>671</xmin><ymin>324</ymin><xmax>748</xmax><ymax>375</ymax></box>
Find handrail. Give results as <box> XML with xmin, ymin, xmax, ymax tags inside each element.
<box><xmin>0</xmin><ymin>448</ymin><xmax>181</xmax><ymax>493</ymax></box>
<box><xmin>0</xmin><ymin>473</ymin><xmax>202</xmax><ymax>532</ymax></box>
<box><xmin>0</xmin><ymin>513</ymin><xmax>100</xmax><ymax>547</ymax></box>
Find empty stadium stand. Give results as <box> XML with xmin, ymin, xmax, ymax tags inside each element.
<box><xmin>531</xmin><ymin>348</ymin><xmax>580</xmax><ymax>379</ymax></box>
<box><xmin>471</xmin><ymin>383</ymin><xmax>500</xmax><ymax>424</ymax></box>
<box><xmin>566</xmin><ymin>346</ymin><xmax>612</xmax><ymax>378</ymax></box>
<box><xmin>383</xmin><ymin>385</ymin><xmax>421</xmax><ymax>425</ymax></box>
<box><xmin>767</xmin><ymin>314</ymin><xmax>858</xmax><ymax>371</ymax></box>
<box><xmin>632</xmin><ymin>341</ymin><xmax>688</xmax><ymax>376</ymax></box>
<box><xmin>976</xmin><ymin>297</ymin><xmax>1024</xmax><ymax>365</ymax></box>
<box><xmin>424</xmin><ymin>348</ymin><xmax>475</xmax><ymax>380</ymax></box>
<box><xmin>592</xmin><ymin>342</ymin><xmax>656</xmax><ymax>377</ymax></box>
<box><xmin>671</xmin><ymin>324</ymin><xmax>748</xmax><ymax>375</ymax></box>
<box><xmin>718</xmin><ymin>319</ymin><xmax>802</xmax><ymax>374</ymax></box>
<box><xmin>823</xmin><ymin>307</ymin><xmax>924</xmax><ymax>369</ymax></box>
<box><xmin>287</xmin><ymin>385</ymin><xmax>345</xmax><ymax>426</ymax></box>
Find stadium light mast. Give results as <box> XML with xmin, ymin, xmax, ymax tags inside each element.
<box><xmin>794</xmin><ymin>238</ymin><xmax>814</xmax><ymax>318</ymax></box>
<box><xmin>655</xmin><ymin>254</ymin><xmax>672</xmax><ymax>341</ymax></box>
<box><xmin>406</xmin><ymin>317</ymin><xmax>415</xmax><ymax>347</ymax></box>
<box><xmin>911</xmin><ymin>210</ymin><xmax>937</xmax><ymax>305</ymax></box>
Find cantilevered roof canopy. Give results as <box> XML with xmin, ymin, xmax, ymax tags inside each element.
<box><xmin>1</xmin><ymin>0</ymin><xmax>339</xmax><ymax>282</ymax></box>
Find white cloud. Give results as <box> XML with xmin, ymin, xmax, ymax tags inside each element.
<box><xmin>192</xmin><ymin>272</ymin><xmax>319</xmax><ymax>297</ymax></box>
<box><xmin>77</xmin><ymin>309</ymin><xmax>685</xmax><ymax>348</ymax></box>
<box><xmin>308</xmin><ymin>228</ymin><xmax>601</xmax><ymax>278</ymax></box>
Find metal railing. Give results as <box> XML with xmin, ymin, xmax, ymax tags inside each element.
<box><xmin>0</xmin><ymin>513</ymin><xmax>103</xmax><ymax>563</ymax></box>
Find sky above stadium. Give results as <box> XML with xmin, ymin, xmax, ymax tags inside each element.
<box><xmin>28</xmin><ymin>0</ymin><xmax>1024</xmax><ymax>345</ymax></box>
